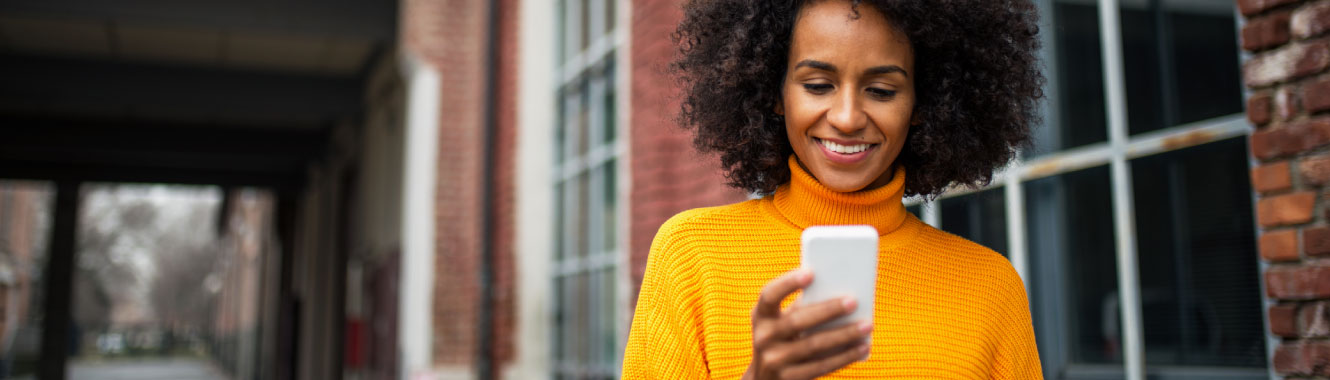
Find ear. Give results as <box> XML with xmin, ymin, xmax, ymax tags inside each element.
<box><xmin>910</xmin><ymin>109</ymin><xmax>921</xmax><ymax>126</ymax></box>
<box><xmin>774</xmin><ymin>101</ymin><xmax>784</xmax><ymax>116</ymax></box>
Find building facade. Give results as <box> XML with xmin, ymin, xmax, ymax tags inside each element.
<box><xmin>396</xmin><ymin>0</ymin><xmax>1324</xmax><ymax>379</ymax></box>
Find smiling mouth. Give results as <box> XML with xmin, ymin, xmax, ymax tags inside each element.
<box><xmin>815</xmin><ymin>137</ymin><xmax>876</xmax><ymax>154</ymax></box>
<box><xmin>813</xmin><ymin>137</ymin><xmax>878</xmax><ymax>164</ymax></box>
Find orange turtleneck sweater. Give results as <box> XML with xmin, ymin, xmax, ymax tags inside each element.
<box><xmin>622</xmin><ymin>157</ymin><xmax>1042</xmax><ymax>379</ymax></box>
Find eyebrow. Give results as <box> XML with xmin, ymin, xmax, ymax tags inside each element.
<box><xmin>794</xmin><ymin>59</ymin><xmax>909</xmax><ymax>78</ymax></box>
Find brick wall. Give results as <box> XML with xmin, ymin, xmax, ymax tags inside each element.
<box><xmin>628</xmin><ymin>0</ymin><xmax>748</xmax><ymax>307</ymax></box>
<box><xmin>1240</xmin><ymin>0</ymin><xmax>1330</xmax><ymax>376</ymax></box>
<box><xmin>489</xmin><ymin>0</ymin><xmax>521</xmax><ymax>372</ymax></box>
<box><xmin>401</xmin><ymin>0</ymin><xmax>520</xmax><ymax>372</ymax></box>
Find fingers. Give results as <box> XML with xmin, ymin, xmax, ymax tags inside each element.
<box><xmin>765</xmin><ymin>320</ymin><xmax>871</xmax><ymax>368</ymax></box>
<box><xmin>778</xmin><ymin>297</ymin><xmax>856</xmax><ymax>337</ymax></box>
<box><xmin>755</xmin><ymin>269</ymin><xmax>813</xmax><ymax>318</ymax></box>
<box><xmin>778</xmin><ymin>342</ymin><xmax>870</xmax><ymax>380</ymax></box>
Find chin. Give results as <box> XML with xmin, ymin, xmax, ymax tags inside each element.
<box><xmin>815</xmin><ymin>172</ymin><xmax>874</xmax><ymax>193</ymax></box>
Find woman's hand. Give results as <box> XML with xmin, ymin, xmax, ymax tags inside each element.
<box><xmin>743</xmin><ymin>269</ymin><xmax>872</xmax><ymax>380</ymax></box>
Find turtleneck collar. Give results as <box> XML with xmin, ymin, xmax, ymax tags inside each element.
<box><xmin>771</xmin><ymin>155</ymin><xmax>909</xmax><ymax>236</ymax></box>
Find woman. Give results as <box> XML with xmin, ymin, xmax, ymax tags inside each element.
<box><xmin>623</xmin><ymin>0</ymin><xmax>1044</xmax><ymax>379</ymax></box>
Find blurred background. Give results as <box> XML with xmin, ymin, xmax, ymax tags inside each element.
<box><xmin>0</xmin><ymin>0</ymin><xmax>1323</xmax><ymax>379</ymax></box>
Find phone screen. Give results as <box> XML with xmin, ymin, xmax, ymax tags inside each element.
<box><xmin>797</xmin><ymin>225</ymin><xmax>878</xmax><ymax>342</ymax></box>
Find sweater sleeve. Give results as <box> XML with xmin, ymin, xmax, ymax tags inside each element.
<box><xmin>622</xmin><ymin>215</ymin><xmax>710</xmax><ymax>379</ymax></box>
<box><xmin>992</xmin><ymin>268</ymin><xmax>1043</xmax><ymax>380</ymax></box>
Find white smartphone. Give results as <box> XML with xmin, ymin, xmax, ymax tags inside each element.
<box><xmin>797</xmin><ymin>225</ymin><xmax>878</xmax><ymax>343</ymax></box>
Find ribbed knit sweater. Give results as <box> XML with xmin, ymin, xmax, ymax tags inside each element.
<box><xmin>622</xmin><ymin>157</ymin><xmax>1042</xmax><ymax>379</ymax></box>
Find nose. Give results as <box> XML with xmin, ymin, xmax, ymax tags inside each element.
<box><xmin>826</xmin><ymin>90</ymin><xmax>867</xmax><ymax>134</ymax></box>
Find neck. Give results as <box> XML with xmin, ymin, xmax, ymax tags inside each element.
<box><xmin>772</xmin><ymin>155</ymin><xmax>908</xmax><ymax>235</ymax></box>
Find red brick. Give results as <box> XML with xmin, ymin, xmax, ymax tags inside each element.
<box><xmin>1239</xmin><ymin>0</ymin><xmax>1299</xmax><ymax>16</ymax></box>
<box><xmin>1249</xmin><ymin>92</ymin><xmax>1274</xmax><ymax>126</ymax></box>
<box><xmin>1243</xmin><ymin>11</ymin><xmax>1292</xmax><ymax>51</ymax></box>
<box><xmin>1301</xmin><ymin>301</ymin><xmax>1330</xmax><ymax>337</ymax></box>
<box><xmin>1273</xmin><ymin>343</ymin><xmax>1300</xmax><ymax>374</ymax></box>
<box><xmin>1266</xmin><ymin>265</ymin><xmax>1330</xmax><ymax>300</ymax></box>
<box><xmin>1306</xmin><ymin>226</ymin><xmax>1330</xmax><ymax>256</ymax></box>
<box><xmin>1270</xmin><ymin>303</ymin><xmax>1299</xmax><ymax>337</ymax></box>
<box><xmin>1292</xmin><ymin>1</ymin><xmax>1330</xmax><ymax>39</ymax></box>
<box><xmin>1251</xmin><ymin>127</ymin><xmax>1282</xmax><ymax>159</ymax></box>
<box><xmin>1295</xmin><ymin>40</ymin><xmax>1330</xmax><ymax>78</ymax></box>
<box><xmin>1273</xmin><ymin>341</ymin><xmax>1330</xmax><ymax>375</ymax></box>
<box><xmin>1247</xmin><ymin>41</ymin><xmax>1330</xmax><ymax>87</ymax></box>
<box><xmin>1305</xmin><ymin>76</ymin><xmax>1330</xmax><ymax>113</ymax></box>
<box><xmin>1262</xmin><ymin>229</ymin><xmax>1300</xmax><ymax>261</ymax></box>
<box><xmin>1257</xmin><ymin>191</ymin><xmax>1318</xmax><ymax>227</ymax></box>
<box><xmin>1252</xmin><ymin>117</ymin><xmax>1330</xmax><ymax>159</ymax></box>
<box><xmin>1277</xmin><ymin>86</ymin><xmax>1300</xmax><ymax>121</ymax></box>
<box><xmin>1303</xmin><ymin>154</ymin><xmax>1330</xmax><ymax>186</ymax></box>
<box><xmin>1252</xmin><ymin>160</ymin><xmax>1293</xmax><ymax>192</ymax></box>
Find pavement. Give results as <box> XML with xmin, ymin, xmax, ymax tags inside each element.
<box><xmin>65</xmin><ymin>357</ymin><xmax>228</xmax><ymax>380</ymax></box>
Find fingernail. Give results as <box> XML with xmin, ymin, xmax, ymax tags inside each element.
<box><xmin>858</xmin><ymin>321</ymin><xmax>872</xmax><ymax>333</ymax></box>
<box><xmin>841</xmin><ymin>297</ymin><xmax>857</xmax><ymax>310</ymax></box>
<box><xmin>860</xmin><ymin>344</ymin><xmax>871</xmax><ymax>356</ymax></box>
<box><xmin>798</xmin><ymin>269</ymin><xmax>813</xmax><ymax>283</ymax></box>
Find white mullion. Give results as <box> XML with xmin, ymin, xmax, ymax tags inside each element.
<box><xmin>903</xmin><ymin>112</ymin><xmax>1246</xmax><ymax>207</ymax></box>
<box><xmin>1004</xmin><ymin>159</ymin><xmax>1030</xmax><ymax>291</ymax></box>
<box><xmin>1122</xmin><ymin>114</ymin><xmax>1247</xmax><ymax>157</ymax></box>
<box><xmin>1098</xmin><ymin>0</ymin><xmax>1145</xmax><ymax>379</ymax></box>
<box><xmin>921</xmin><ymin>201</ymin><xmax>940</xmax><ymax>228</ymax></box>
<box><xmin>559</xmin><ymin>35</ymin><xmax>617</xmax><ymax>88</ymax></box>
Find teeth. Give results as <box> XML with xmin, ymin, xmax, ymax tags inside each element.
<box><xmin>819</xmin><ymin>138</ymin><xmax>871</xmax><ymax>154</ymax></box>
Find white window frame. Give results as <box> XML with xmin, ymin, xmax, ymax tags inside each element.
<box><xmin>550</xmin><ymin>0</ymin><xmax>628</xmax><ymax>378</ymax></box>
<box><xmin>906</xmin><ymin>1</ymin><xmax>1263</xmax><ymax>379</ymax></box>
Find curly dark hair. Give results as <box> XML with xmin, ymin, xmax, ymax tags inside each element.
<box><xmin>673</xmin><ymin>0</ymin><xmax>1044</xmax><ymax>197</ymax></box>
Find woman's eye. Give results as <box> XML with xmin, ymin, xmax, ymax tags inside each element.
<box><xmin>867</xmin><ymin>87</ymin><xmax>897</xmax><ymax>100</ymax></box>
<box><xmin>802</xmin><ymin>83</ymin><xmax>833</xmax><ymax>94</ymax></box>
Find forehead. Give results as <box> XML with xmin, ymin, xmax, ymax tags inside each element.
<box><xmin>789</xmin><ymin>1</ymin><xmax>912</xmax><ymax>67</ymax></box>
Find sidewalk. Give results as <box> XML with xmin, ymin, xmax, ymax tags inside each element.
<box><xmin>65</xmin><ymin>357</ymin><xmax>228</xmax><ymax>380</ymax></box>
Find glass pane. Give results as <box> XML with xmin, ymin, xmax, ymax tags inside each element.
<box><xmin>577</xmin><ymin>81</ymin><xmax>591</xmax><ymax>156</ymax></box>
<box><xmin>600</xmin><ymin>268</ymin><xmax>616</xmax><ymax>368</ymax></box>
<box><xmin>575</xmin><ymin>272</ymin><xmax>590</xmax><ymax>366</ymax></box>
<box><xmin>1131</xmin><ymin>138</ymin><xmax>1264</xmax><ymax>367</ymax></box>
<box><xmin>554</xmin><ymin>183</ymin><xmax>566</xmax><ymax>260</ymax></box>
<box><xmin>1032</xmin><ymin>0</ymin><xmax>1108</xmax><ymax>156</ymax></box>
<box><xmin>905</xmin><ymin>204</ymin><xmax>922</xmax><ymax>219</ymax></box>
<box><xmin>579</xmin><ymin>0</ymin><xmax>590</xmax><ymax>52</ymax></box>
<box><xmin>553</xmin><ymin>276</ymin><xmax>566</xmax><ymax>365</ymax></box>
<box><xmin>577</xmin><ymin>174</ymin><xmax>590</xmax><ymax>258</ymax></box>
<box><xmin>939</xmin><ymin>187</ymin><xmax>1008</xmax><ymax>256</ymax></box>
<box><xmin>602</xmin><ymin>160</ymin><xmax>617</xmax><ymax>252</ymax></box>
<box><xmin>71</xmin><ymin>184</ymin><xmax>269</xmax><ymax>378</ymax></box>
<box><xmin>602</xmin><ymin>64</ymin><xmax>617</xmax><ymax>144</ymax></box>
<box><xmin>605</xmin><ymin>0</ymin><xmax>616</xmax><ymax>34</ymax></box>
<box><xmin>1025</xmin><ymin>166</ymin><xmax>1120</xmax><ymax>365</ymax></box>
<box><xmin>564</xmin><ymin>275</ymin><xmax>578</xmax><ymax>371</ymax></box>
<box><xmin>588</xmin><ymin>269</ymin><xmax>601</xmax><ymax>369</ymax></box>
<box><xmin>0</xmin><ymin>181</ymin><xmax>54</xmax><ymax>379</ymax></box>
<box><xmin>1120</xmin><ymin>0</ymin><xmax>1242</xmax><ymax>135</ymax></box>
<box><xmin>557</xmin><ymin>90</ymin><xmax>570</xmax><ymax>163</ymax></box>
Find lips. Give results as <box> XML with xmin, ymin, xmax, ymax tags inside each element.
<box><xmin>814</xmin><ymin>137</ymin><xmax>878</xmax><ymax>164</ymax></box>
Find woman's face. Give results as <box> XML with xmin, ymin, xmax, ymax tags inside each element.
<box><xmin>780</xmin><ymin>0</ymin><xmax>915</xmax><ymax>192</ymax></box>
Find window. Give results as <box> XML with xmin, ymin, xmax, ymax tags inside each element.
<box><xmin>939</xmin><ymin>187</ymin><xmax>1008</xmax><ymax>256</ymax></box>
<box><xmin>552</xmin><ymin>0</ymin><xmax>622</xmax><ymax>378</ymax></box>
<box><xmin>912</xmin><ymin>0</ymin><xmax>1264</xmax><ymax>378</ymax></box>
<box><xmin>0</xmin><ymin>181</ymin><xmax>54</xmax><ymax>379</ymax></box>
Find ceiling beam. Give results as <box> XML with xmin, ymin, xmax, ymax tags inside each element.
<box><xmin>0</xmin><ymin>0</ymin><xmax>396</xmax><ymax>41</ymax></box>
<box><xmin>0</xmin><ymin>54</ymin><xmax>364</xmax><ymax>127</ymax></box>
<box><xmin>0</xmin><ymin>117</ymin><xmax>328</xmax><ymax>190</ymax></box>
